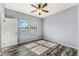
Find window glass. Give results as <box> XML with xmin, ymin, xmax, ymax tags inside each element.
<box><xmin>19</xmin><ymin>19</ymin><xmax>29</xmax><ymax>32</ymax></box>
<box><xmin>30</xmin><ymin>21</ymin><xmax>38</xmax><ymax>32</ymax></box>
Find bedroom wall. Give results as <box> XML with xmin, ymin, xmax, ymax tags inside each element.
<box><xmin>0</xmin><ymin>3</ymin><xmax>5</xmax><ymax>54</ymax></box>
<box><xmin>5</xmin><ymin>9</ymin><xmax>43</xmax><ymax>44</ymax></box>
<box><xmin>78</xmin><ymin>5</ymin><xmax>79</xmax><ymax>56</ymax></box>
<box><xmin>43</xmin><ymin>6</ymin><xmax>78</xmax><ymax>49</ymax></box>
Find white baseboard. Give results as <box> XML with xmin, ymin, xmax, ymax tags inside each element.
<box><xmin>44</xmin><ymin>37</ymin><xmax>79</xmax><ymax>56</ymax></box>
<box><xmin>43</xmin><ymin>36</ymin><xmax>78</xmax><ymax>50</ymax></box>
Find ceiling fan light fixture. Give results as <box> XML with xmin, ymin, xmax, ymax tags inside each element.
<box><xmin>37</xmin><ymin>9</ymin><xmax>42</xmax><ymax>13</ymax></box>
<box><xmin>31</xmin><ymin>3</ymin><xmax>49</xmax><ymax>15</ymax></box>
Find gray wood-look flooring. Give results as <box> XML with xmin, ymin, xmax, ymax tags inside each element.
<box><xmin>2</xmin><ymin>40</ymin><xmax>77</xmax><ymax>56</ymax></box>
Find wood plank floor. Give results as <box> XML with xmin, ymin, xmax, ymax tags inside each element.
<box><xmin>2</xmin><ymin>40</ymin><xmax>77</xmax><ymax>56</ymax></box>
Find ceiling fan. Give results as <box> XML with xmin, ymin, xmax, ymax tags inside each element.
<box><xmin>31</xmin><ymin>3</ymin><xmax>49</xmax><ymax>15</ymax></box>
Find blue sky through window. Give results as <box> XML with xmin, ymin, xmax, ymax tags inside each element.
<box><xmin>19</xmin><ymin>19</ymin><xmax>27</xmax><ymax>29</ymax></box>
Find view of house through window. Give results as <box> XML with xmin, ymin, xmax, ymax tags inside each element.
<box><xmin>30</xmin><ymin>21</ymin><xmax>38</xmax><ymax>33</ymax></box>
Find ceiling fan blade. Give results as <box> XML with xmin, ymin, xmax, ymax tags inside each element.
<box><xmin>42</xmin><ymin>10</ymin><xmax>49</xmax><ymax>13</ymax></box>
<box><xmin>31</xmin><ymin>10</ymin><xmax>37</xmax><ymax>13</ymax></box>
<box><xmin>31</xmin><ymin>4</ymin><xmax>37</xmax><ymax>8</ymax></box>
<box><xmin>42</xmin><ymin>3</ymin><xmax>48</xmax><ymax>8</ymax></box>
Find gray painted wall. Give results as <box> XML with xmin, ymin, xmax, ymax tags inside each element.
<box><xmin>0</xmin><ymin>3</ymin><xmax>5</xmax><ymax>54</ymax></box>
<box><xmin>5</xmin><ymin>9</ymin><xmax>43</xmax><ymax>44</ymax></box>
<box><xmin>78</xmin><ymin>5</ymin><xmax>79</xmax><ymax>56</ymax></box>
<box><xmin>0</xmin><ymin>4</ymin><xmax>1</xmax><ymax>53</ymax></box>
<box><xmin>43</xmin><ymin>6</ymin><xmax>78</xmax><ymax>49</ymax></box>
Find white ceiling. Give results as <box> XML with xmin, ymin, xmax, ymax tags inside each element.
<box><xmin>4</xmin><ymin>3</ymin><xmax>78</xmax><ymax>18</ymax></box>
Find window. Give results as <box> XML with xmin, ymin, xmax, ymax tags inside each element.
<box><xmin>19</xmin><ymin>19</ymin><xmax>29</xmax><ymax>32</ymax></box>
<box><xmin>19</xmin><ymin>19</ymin><xmax>38</xmax><ymax>33</ymax></box>
<box><xmin>30</xmin><ymin>21</ymin><xmax>38</xmax><ymax>32</ymax></box>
